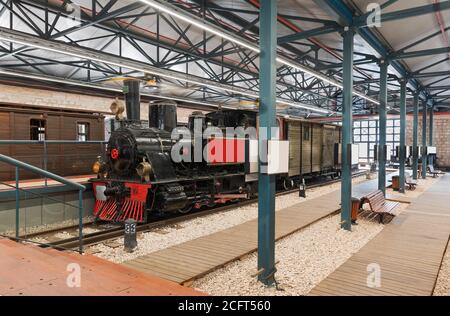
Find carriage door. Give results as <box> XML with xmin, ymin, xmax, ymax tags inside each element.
<box><xmin>322</xmin><ymin>125</ymin><xmax>336</xmax><ymax>171</ymax></box>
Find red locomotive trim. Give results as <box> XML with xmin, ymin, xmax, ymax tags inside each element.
<box><xmin>94</xmin><ymin>197</ymin><xmax>146</xmax><ymax>223</ymax></box>
<box><xmin>206</xmin><ymin>137</ymin><xmax>245</xmax><ymax>164</ymax></box>
<box><xmin>111</xmin><ymin>148</ymin><xmax>119</xmax><ymax>159</ymax></box>
<box><xmin>116</xmin><ymin>198</ymin><xmax>145</xmax><ymax>222</ymax></box>
<box><xmin>125</xmin><ymin>182</ymin><xmax>151</xmax><ymax>202</ymax></box>
<box><xmin>92</xmin><ymin>181</ymin><xmax>150</xmax><ymax>223</ymax></box>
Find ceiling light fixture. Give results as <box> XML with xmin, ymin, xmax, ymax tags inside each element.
<box><xmin>139</xmin><ymin>0</ymin><xmax>380</xmax><ymax>106</ymax></box>
<box><xmin>0</xmin><ymin>29</ymin><xmax>332</xmax><ymax>114</ymax></box>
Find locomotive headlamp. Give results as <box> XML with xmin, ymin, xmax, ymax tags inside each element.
<box><xmin>136</xmin><ymin>161</ymin><xmax>152</xmax><ymax>182</ymax></box>
<box><xmin>92</xmin><ymin>157</ymin><xmax>106</xmax><ymax>175</ymax></box>
<box><xmin>92</xmin><ymin>161</ymin><xmax>102</xmax><ymax>174</ymax></box>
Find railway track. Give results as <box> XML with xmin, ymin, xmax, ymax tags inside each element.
<box><xmin>24</xmin><ymin>171</ymin><xmax>368</xmax><ymax>252</ymax></box>
<box><xmin>18</xmin><ymin>221</ymin><xmax>111</xmax><ymax>240</ymax></box>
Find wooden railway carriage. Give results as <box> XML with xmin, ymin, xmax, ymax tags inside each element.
<box><xmin>202</xmin><ymin>110</ymin><xmax>343</xmax><ymax>189</ymax></box>
<box><xmin>0</xmin><ymin>103</ymin><xmax>105</xmax><ymax>181</ymax></box>
<box><xmin>286</xmin><ymin>119</ymin><xmax>341</xmax><ymax>182</ymax></box>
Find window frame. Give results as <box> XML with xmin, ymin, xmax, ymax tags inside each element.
<box><xmin>30</xmin><ymin>118</ymin><xmax>46</xmax><ymax>141</ymax></box>
<box><xmin>353</xmin><ymin>118</ymin><xmax>401</xmax><ymax>162</ymax></box>
<box><xmin>76</xmin><ymin>122</ymin><xmax>90</xmax><ymax>142</ymax></box>
<box><xmin>303</xmin><ymin>125</ymin><xmax>310</xmax><ymax>141</ymax></box>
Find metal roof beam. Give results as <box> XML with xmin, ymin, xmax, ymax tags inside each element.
<box><xmin>49</xmin><ymin>2</ymin><xmax>144</xmax><ymax>39</ymax></box>
<box><xmin>411</xmin><ymin>70</ymin><xmax>450</xmax><ymax>79</ymax></box>
<box><xmin>0</xmin><ymin>27</ymin><xmax>331</xmax><ymax>113</ymax></box>
<box><xmin>0</xmin><ymin>27</ymin><xmax>254</xmax><ymax>95</ymax></box>
<box><xmin>397</xmin><ymin>26</ymin><xmax>450</xmax><ymax>53</ymax></box>
<box><xmin>390</xmin><ymin>46</ymin><xmax>450</xmax><ymax>60</ymax></box>
<box><xmin>321</xmin><ymin>0</ymin><xmax>426</xmax><ymax>100</ymax></box>
<box><xmin>277</xmin><ymin>25</ymin><xmax>341</xmax><ymax>44</ymax></box>
<box><xmin>354</xmin><ymin>0</ymin><xmax>450</xmax><ymax>27</ymax></box>
<box><xmin>316</xmin><ymin>57</ymin><xmax>376</xmax><ymax>70</ymax></box>
<box><xmin>427</xmin><ymin>85</ymin><xmax>450</xmax><ymax>90</ymax></box>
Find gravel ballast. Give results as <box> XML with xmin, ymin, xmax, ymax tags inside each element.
<box><xmin>92</xmin><ymin>176</ymin><xmax>368</xmax><ymax>263</ymax></box>
<box><xmin>192</xmin><ymin>214</ymin><xmax>385</xmax><ymax>296</ymax></box>
<box><xmin>1</xmin><ymin>216</ymin><xmax>94</xmax><ymax>237</ymax></box>
<box><xmin>433</xmin><ymin>242</ymin><xmax>450</xmax><ymax>296</ymax></box>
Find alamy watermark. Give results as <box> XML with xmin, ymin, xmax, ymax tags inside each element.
<box><xmin>366</xmin><ymin>3</ymin><xmax>381</xmax><ymax>28</ymax></box>
<box><xmin>366</xmin><ymin>263</ymin><xmax>381</xmax><ymax>288</ymax></box>
<box><xmin>66</xmin><ymin>263</ymin><xmax>81</xmax><ymax>288</ymax></box>
<box><xmin>170</xmin><ymin>118</ymin><xmax>280</xmax><ymax>165</ymax></box>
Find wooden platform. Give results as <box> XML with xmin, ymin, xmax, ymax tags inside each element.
<box><xmin>309</xmin><ymin>174</ymin><xmax>450</xmax><ymax>296</ymax></box>
<box><xmin>0</xmin><ymin>238</ymin><xmax>203</xmax><ymax>296</ymax></box>
<box><xmin>123</xmin><ymin>178</ymin><xmax>389</xmax><ymax>285</ymax></box>
<box><xmin>0</xmin><ymin>174</ymin><xmax>93</xmax><ymax>191</ymax></box>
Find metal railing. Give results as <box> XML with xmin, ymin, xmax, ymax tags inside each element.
<box><xmin>0</xmin><ymin>140</ymin><xmax>106</xmax><ymax>186</ymax></box>
<box><xmin>0</xmin><ymin>154</ymin><xmax>86</xmax><ymax>253</ymax></box>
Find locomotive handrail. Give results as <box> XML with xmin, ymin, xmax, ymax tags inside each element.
<box><xmin>0</xmin><ymin>154</ymin><xmax>85</xmax><ymax>253</ymax></box>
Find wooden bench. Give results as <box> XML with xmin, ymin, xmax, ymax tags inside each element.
<box><xmin>428</xmin><ymin>165</ymin><xmax>444</xmax><ymax>178</ymax></box>
<box><xmin>405</xmin><ymin>175</ymin><xmax>418</xmax><ymax>190</ymax></box>
<box><xmin>360</xmin><ymin>190</ymin><xmax>400</xmax><ymax>224</ymax></box>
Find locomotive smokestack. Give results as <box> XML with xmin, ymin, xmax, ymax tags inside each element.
<box><xmin>148</xmin><ymin>101</ymin><xmax>178</xmax><ymax>132</ymax></box>
<box><xmin>124</xmin><ymin>79</ymin><xmax>141</xmax><ymax>121</ymax></box>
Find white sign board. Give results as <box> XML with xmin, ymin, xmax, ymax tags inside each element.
<box><xmin>428</xmin><ymin>146</ymin><xmax>437</xmax><ymax>154</ymax></box>
<box><xmin>248</xmin><ymin>139</ymin><xmax>259</xmax><ymax>173</ymax></box>
<box><xmin>351</xmin><ymin>144</ymin><xmax>359</xmax><ymax>165</ymax></box>
<box><xmin>266</xmin><ymin>140</ymin><xmax>290</xmax><ymax>175</ymax></box>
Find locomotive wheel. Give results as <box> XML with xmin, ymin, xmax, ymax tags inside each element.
<box><xmin>178</xmin><ymin>205</ymin><xmax>192</xmax><ymax>214</ymax></box>
<box><xmin>283</xmin><ymin>178</ymin><xmax>294</xmax><ymax>190</ymax></box>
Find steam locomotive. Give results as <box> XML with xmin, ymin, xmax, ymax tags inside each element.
<box><xmin>91</xmin><ymin>104</ymin><xmax>347</xmax><ymax>223</ymax></box>
<box><xmin>90</xmin><ymin>80</ymin><xmax>347</xmax><ymax>223</ymax></box>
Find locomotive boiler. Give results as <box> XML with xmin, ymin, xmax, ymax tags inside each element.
<box><xmin>91</xmin><ymin>107</ymin><xmax>253</xmax><ymax>222</ymax></box>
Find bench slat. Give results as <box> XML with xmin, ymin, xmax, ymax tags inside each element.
<box><xmin>359</xmin><ymin>190</ymin><xmax>400</xmax><ymax>223</ymax></box>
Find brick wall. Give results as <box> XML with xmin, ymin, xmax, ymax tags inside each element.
<box><xmin>406</xmin><ymin>113</ymin><xmax>450</xmax><ymax>167</ymax></box>
<box><xmin>0</xmin><ymin>83</ymin><xmax>205</xmax><ymax>123</ymax></box>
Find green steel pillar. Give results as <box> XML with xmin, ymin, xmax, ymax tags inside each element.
<box><xmin>412</xmin><ymin>94</ymin><xmax>419</xmax><ymax>180</ymax></box>
<box><xmin>340</xmin><ymin>27</ymin><xmax>354</xmax><ymax>231</ymax></box>
<box><xmin>378</xmin><ymin>60</ymin><xmax>388</xmax><ymax>195</ymax></box>
<box><xmin>257</xmin><ymin>0</ymin><xmax>277</xmax><ymax>286</ymax></box>
<box><xmin>15</xmin><ymin>167</ymin><xmax>19</xmax><ymax>239</ymax></box>
<box><xmin>422</xmin><ymin>100</ymin><xmax>427</xmax><ymax>179</ymax></box>
<box><xmin>429</xmin><ymin>104</ymin><xmax>434</xmax><ymax>166</ymax></box>
<box><xmin>399</xmin><ymin>80</ymin><xmax>406</xmax><ymax>193</ymax></box>
<box><xmin>429</xmin><ymin>104</ymin><xmax>434</xmax><ymax>146</ymax></box>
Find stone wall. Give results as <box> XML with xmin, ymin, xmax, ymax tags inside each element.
<box><xmin>405</xmin><ymin>113</ymin><xmax>450</xmax><ymax>167</ymax></box>
<box><xmin>0</xmin><ymin>83</ymin><xmax>206</xmax><ymax>123</ymax></box>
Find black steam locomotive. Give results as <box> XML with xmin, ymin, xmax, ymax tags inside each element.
<box><xmin>91</xmin><ymin>103</ymin><xmax>254</xmax><ymax>223</ymax></box>
<box><xmin>91</xmin><ymin>80</ymin><xmax>345</xmax><ymax>223</ymax></box>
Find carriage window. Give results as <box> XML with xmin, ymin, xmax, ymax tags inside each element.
<box><xmin>303</xmin><ymin>126</ymin><xmax>310</xmax><ymax>141</ymax></box>
<box><xmin>77</xmin><ymin>123</ymin><xmax>90</xmax><ymax>141</ymax></box>
<box><xmin>30</xmin><ymin>119</ymin><xmax>46</xmax><ymax>141</ymax></box>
